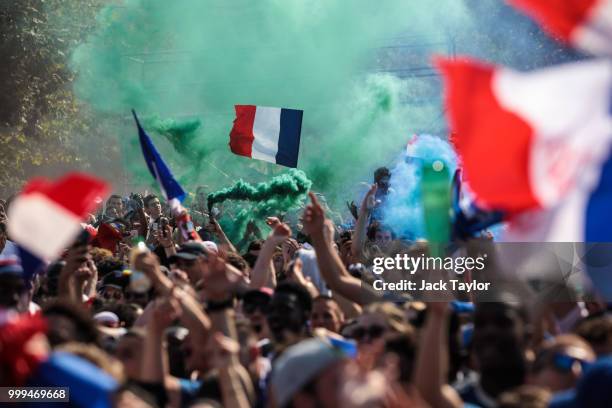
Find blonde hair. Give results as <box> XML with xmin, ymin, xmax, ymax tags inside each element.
<box><xmin>364</xmin><ymin>302</ymin><xmax>413</xmax><ymax>335</ymax></box>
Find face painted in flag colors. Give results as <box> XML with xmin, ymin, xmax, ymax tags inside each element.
<box><xmin>230</xmin><ymin>105</ymin><xmax>303</xmax><ymax>168</ymax></box>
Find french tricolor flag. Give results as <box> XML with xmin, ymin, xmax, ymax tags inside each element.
<box><xmin>133</xmin><ymin>110</ymin><xmax>187</xmax><ymax>213</ymax></box>
<box><xmin>8</xmin><ymin>173</ymin><xmax>109</xmax><ymax>265</ymax></box>
<box><xmin>508</xmin><ymin>0</ymin><xmax>612</xmax><ymax>56</ymax></box>
<box><xmin>229</xmin><ymin>105</ymin><xmax>303</xmax><ymax>168</ymax></box>
<box><xmin>437</xmin><ymin>57</ymin><xmax>612</xmax><ymax>241</ymax></box>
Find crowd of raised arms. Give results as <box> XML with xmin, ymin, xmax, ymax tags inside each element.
<box><xmin>0</xmin><ymin>167</ymin><xmax>611</xmax><ymax>408</ymax></box>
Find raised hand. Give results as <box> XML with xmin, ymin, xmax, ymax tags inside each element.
<box><xmin>302</xmin><ymin>192</ymin><xmax>326</xmax><ymax>237</ymax></box>
<box><xmin>347</xmin><ymin>201</ymin><xmax>359</xmax><ymax>220</ymax></box>
<box><xmin>360</xmin><ymin>184</ymin><xmax>378</xmax><ymax>214</ymax></box>
<box><xmin>265</xmin><ymin>217</ymin><xmax>282</xmax><ymax>229</ymax></box>
<box><xmin>150</xmin><ymin>294</ymin><xmax>182</xmax><ymax>333</ymax></box>
<box><xmin>158</xmin><ymin>224</ymin><xmax>174</xmax><ymax>248</ymax></box>
<box><xmin>202</xmin><ymin>249</ymin><xmax>244</xmax><ymax>302</ymax></box>
<box><xmin>133</xmin><ymin>251</ymin><xmax>171</xmax><ymax>292</ymax></box>
<box><xmin>269</xmin><ymin>222</ymin><xmax>291</xmax><ymax>246</ymax></box>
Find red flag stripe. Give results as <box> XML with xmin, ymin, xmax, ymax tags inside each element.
<box><xmin>21</xmin><ymin>173</ymin><xmax>109</xmax><ymax>219</ymax></box>
<box><xmin>436</xmin><ymin>57</ymin><xmax>540</xmax><ymax>213</ymax></box>
<box><xmin>509</xmin><ymin>0</ymin><xmax>599</xmax><ymax>40</ymax></box>
<box><xmin>229</xmin><ymin>105</ymin><xmax>256</xmax><ymax>158</ymax></box>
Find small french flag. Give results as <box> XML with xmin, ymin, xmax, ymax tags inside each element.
<box><xmin>508</xmin><ymin>0</ymin><xmax>612</xmax><ymax>56</ymax></box>
<box><xmin>229</xmin><ymin>105</ymin><xmax>303</xmax><ymax>168</ymax></box>
<box><xmin>8</xmin><ymin>173</ymin><xmax>109</xmax><ymax>261</ymax></box>
<box><xmin>437</xmin><ymin>56</ymin><xmax>612</xmax><ymax>241</ymax></box>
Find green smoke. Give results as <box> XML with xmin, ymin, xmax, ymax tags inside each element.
<box><xmin>70</xmin><ymin>0</ymin><xmax>470</xmax><ymax>202</ymax></box>
<box><xmin>208</xmin><ymin>169</ymin><xmax>312</xmax><ymax>240</ymax></box>
<box><xmin>69</xmin><ymin>0</ymin><xmax>573</xmax><ymax>207</ymax></box>
<box><xmin>146</xmin><ymin>116</ymin><xmax>203</xmax><ymax>160</ymax></box>
<box><xmin>208</xmin><ymin>169</ymin><xmax>311</xmax><ymax>210</ymax></box>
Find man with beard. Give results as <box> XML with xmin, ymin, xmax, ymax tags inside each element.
<box><xmin>456</xmin><ymin>299</ymin><xmax>531</xmax><ymax>407</ymax></box>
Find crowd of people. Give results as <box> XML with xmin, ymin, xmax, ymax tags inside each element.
<box><xmin>0</xmin><ymin>167</ymin><xmax>611</xmax><ymax>408</ymax></box>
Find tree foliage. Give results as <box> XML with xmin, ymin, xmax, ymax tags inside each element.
<box><xmin>0</xmin><ymin>0</ymin><xmax>117</xmax><ymax>196</ymax></box>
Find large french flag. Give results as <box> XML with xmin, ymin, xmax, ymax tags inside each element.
<box><xmin>229</xmin><ymin>105</ymin><xmax>303</xmax><ymax>168</ymax></box>
<box><xmin>508</xmin><ymin>0</ymin><xmax>612</xmax><ymax>56</ymax></box>
<box><xmin>8</xmin><ymin>173</ymin><xmax>109</xmax><ymax>260</ymax></box>
<box><xmin>437</xmin><ymin>57</ymin><xmax>612</xmax><ymax>241</ymax></box>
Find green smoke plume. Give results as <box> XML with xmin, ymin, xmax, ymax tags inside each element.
<box><xmin>208</xmin><ymin>169</ymin><xmax>312</xmax><ymax>240</ymax></box>
<box><xmin>69</xmin><ymin>0</ymin><xmax>574</xmax><ymax>207</ymax></box>
<box><xmin>70</xmin><ymin>0</ymin><xmax>470</xmax><ymax>202</ymax></box>
<box><xmin>208</xmin><ymin>169</ymin><xmax>311</xmax><ymax>211</ymax></box>
<box><xmin>146</xmin><ymin>116</ymin><xmax>203</xmax><ymax>160</ymax></box>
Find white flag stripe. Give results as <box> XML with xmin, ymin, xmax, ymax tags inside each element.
<box><xmin>573</xmin><ymin>0</ymin><xmax>612</xmax><ymax>56</ymax></box>
<box><xmin>493</xmin><ymin>60</ymin><xmax>612</xmax><ymax>206</ymax></box>
<box><xmin>8</xmin><ymin>193</ymin><xmax>83</xmax><ymax>260</ymax></box>
<box><xmin>252</xmin><ymin>107</ymin><xmax>281</xmax><ymax>164</ymax></box>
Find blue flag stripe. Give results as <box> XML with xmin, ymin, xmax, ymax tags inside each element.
<box><xmin>132</xmin><ymin>110</ymin><xmax>186</xmax><ymax>203</ymax></box>
<box><xmin>275</xmin><ymin>108</ymin><xmax>303</xmax><ymax>168</ymax></box>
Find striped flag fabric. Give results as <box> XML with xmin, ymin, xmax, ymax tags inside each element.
<box><xmin>132</xmin><ymin>110</ymin><xmax>187</xmax><ymax>213</ymax></box>
<box><xmin>437</xmin><ymin>56</ymin><xmax>612</xmax><ymax>241</ymax></box>
<box><xmin>7</xmin><ymin>173</ymin><xmax>109</xmax><ymax>261</ymax></box>
<box><xmin>508</xmin><ymin>0</ymin><xmax>612</xmax><ymax>56</ymax></box>
<box><xmin>229</xmin><ymin>105</ymin><xmax>303</xmax><ymax>168</ymax></box>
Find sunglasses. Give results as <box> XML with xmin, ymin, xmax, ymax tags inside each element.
<box><xmin>350</xmin><ymin>324</ymin><xmax>386</xmax><ymax>341</ymax></box>
<box><xmin>551</xmin><ymin>353</ymin><xmax>591</xmax><ymax>373</ymax></box>
<box><xmin>100</xmin><ymin>288</ymin><xmax>123</xmax><ymax>301</ymax></box>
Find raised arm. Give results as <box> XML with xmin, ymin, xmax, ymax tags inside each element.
<box><xmin>249</xmin><ymin>219</ymin><xmax>290</xmax><ymax>289</ymax></box>
<box><xmin>210</xmin><ymin>218</ymin><xmax>238</xmax><ymax>254</ymax></box>
<box><xmin>303</xmin><ymin>193</ymin><xmax>380</xmax><ymax>305</ymax></box>
<box><xmin>351</xmin><ymin>184</ymin><xmax>377</xmax><ymax>262</ymax></box>
<box><xmin>414</xmin><ymin>302</ymin><xmax>463</xmax><ymax>408</ymax></box>
<box><xmin>134</xmin><ymin>252</ymin><xmax>211</xmax><ymax>338</ymax></box>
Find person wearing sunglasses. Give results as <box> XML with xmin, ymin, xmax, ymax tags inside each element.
<box><xmin>347</xmin><ymin>301</ymin><xmax>413</xmax><ymax>369</ymax></box>
<box><xmin>97</xmin><ymin>269</ymin><xmax>130</xmax><ymax>303</ymax></box>
<box><xmin>529</xmin><ymin>334</ymin><xmax>595</xmax><ymax>392</ymax></box>
<box><xmin>241</xmin><ymin>288</ymin><xmax>272</xmax><ymax>340</ymax></box>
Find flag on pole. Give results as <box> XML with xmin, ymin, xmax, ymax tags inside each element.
<box><xmin>7</xmin><ymin>173</ymin><xmax>109</xmax><ymax>262</ymax></box>
<box><xmin>229</xmin><ymin>105</ymin><xmax>303</xmax><ymax>168</ymax></box>
<box><xmin>132</xmin><ymin>110</ymin><xmax>187</xmax><ymax>213</ymax></box>
<box><xmin>508</xmin><ymin>0</ymin><xmax>612</xmax><ymax>56</ymax></box>
<box><xmin>437</xmin><ymin>56</ymin><xmax>612</xmax><ymax>241</ymax></box>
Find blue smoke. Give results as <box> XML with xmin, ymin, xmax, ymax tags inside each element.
<box><xmin>383</xmin><ymin>134</ymin><xmax>457</xmax><ymax>239</ymax></box>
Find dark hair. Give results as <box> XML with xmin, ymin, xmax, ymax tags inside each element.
<box><xmin>374</xmin><ymin>167</ymin><xmax>391</xmax><ymax>182</ymax></box>
<box><xmin>275</xmin><ymin>281</ymin><xmax>312</xmax><ymax>313</ymax></box>
<box><xmin>247</xmin><ymin>239</ymin><xmax>264</xmax><ymax>252</ymax></box>
<box><xmin>42</xmin><ymin>299</ymin><xmax>101</xmax><ymax>347</ymax></box>
<box><xmin>225</xmin><ymin>252</ymin><xmax>249</xmax><ymax>273</ymax></box>
<box><xmin>107</xmin><ymin>303</ymin><xmax>143</xmax><ymax>328</ymax></box>
<box><xmin>574</xmin><ymin>314</ymin><xmax>612</xmax><ymax>356</ymax></box>
<box><xmin>367</xmin><ymin>221</ymin><xmax>395</xmax><ymax>241</ymax></box>
<box><xmin>384</xmin><ymin>333</ymin><xmax>417</xmax><ymax>383</ymax></box>
<box><xmin>107</xmin><ymin>194</ymin><xmax>122</xmax><ymax>203</ymax></box>
<box><xmin>143</xmin><ymin>194</ymin><xmax>159</xmax><ymax>208</ymax></box>
<box><xmin>96</xmin><ymin>257</ymin><xmax>125</xmax><ymax>278</ymax></box>
<box><xmin>0</xmin><ymin>220</ymin><xmax>6</xmax><ymax>235</ymax></box>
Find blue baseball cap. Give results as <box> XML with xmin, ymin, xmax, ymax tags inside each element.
<box><xmin>549</xmin><ymin>356</ymin><xmax>612</xmax><ymax>408</ymax></box>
